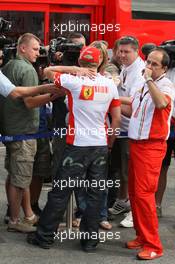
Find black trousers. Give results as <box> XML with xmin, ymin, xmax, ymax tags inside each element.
<box><xmin>36</xmin><ymin>144</ymin><xmax>108</xmax><ymax>244</ymax></box>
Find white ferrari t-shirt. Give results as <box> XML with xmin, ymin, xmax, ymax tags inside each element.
<box><xmin>54</xmin><ymin>73</ymin><xmax>120</xmax><ymax>146</ymax></box>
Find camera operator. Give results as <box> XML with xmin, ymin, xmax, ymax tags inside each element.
<box><xmin>50</xmin><ymin>32</ymin><xmax>86</xmax><ymax>66</ymax></box>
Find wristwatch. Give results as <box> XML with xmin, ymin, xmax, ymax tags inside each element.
<box><xmin>145</xmin><ymin>77</ymin><xmax>153</xmax><ymax>83</ymax></box>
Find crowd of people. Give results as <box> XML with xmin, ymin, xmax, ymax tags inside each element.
<box><xmin>0</xmin><ymin>32</ymin><xmax>175</xmax><ymax>260</ymax></box>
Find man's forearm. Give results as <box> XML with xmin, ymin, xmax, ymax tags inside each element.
<box><xmin>9</xmin><ymin>86</ymin><xmax>40</xmax><ymax>98</ymax></box>
<box><xmin>121</xmin><ymin>104</ymin><xmax>132</xmax><ymax>117</ymax></box>
<box><xmin>120</xmin><ymin>96</ymin><xmax>132</xmax><ymax>105</ymax></box>
<box><xmin>45</xmin><ymin>66</ymin><xmax>77</xmax><ymax>74</ymax></box>
<box><xmin>24</xmin><ymin>94</ymin><xmax>51</xmax><ymax>109</ymax></box>
<box><xmin>44</xmin><ymin>66</ymin><xmax>77</xmax><ymax>81</ymax></box>
<box><xmin>9</xmin><ymin>84</ymin><xmax>62</xmax><ymax>99</ymax></box>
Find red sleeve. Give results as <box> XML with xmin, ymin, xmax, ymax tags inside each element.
<box><xmin>109</xmin><ymin>99</ymin><xmax>121</xmax><ymax>112</ymax></box>
<box><xmin>165</xmin><ymin>94</ymin><xmax>171</xmax><ymax>103</ymax></box>
<box><xmin>54</xmin><ymin>72</ymin><xmax>62</xmax><ymax>87</ymax></box>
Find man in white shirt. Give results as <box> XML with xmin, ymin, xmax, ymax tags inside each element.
<box><xmin>27</xmin><ymin>46</ymin><xmax>121</xmax><ymax>251</ymax></box>
<box><xmin>108</xmin><ymin>36</ymin><xmax>145</xmax><ymax>226</ymax></box>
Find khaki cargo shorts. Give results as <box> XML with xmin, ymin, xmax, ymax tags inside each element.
<box><xmin>33</xmin><ymin>137</ymin><xmax>52</xmax><ymax>180</ymax></box>
<box><xmin>5</xmin><ymin>140</ymin><xmax>37</xmax><ymax>188</ymax></box>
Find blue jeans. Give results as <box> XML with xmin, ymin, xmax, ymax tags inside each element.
<box><xmin>36</xmin><ymin>144</ymin><xmax>108</xmax><ymax>245</ymax></box>
<box><xmin>75</xmin><ymin>189</ymin><xmax>108</xmax><ymax>221</ymax></box>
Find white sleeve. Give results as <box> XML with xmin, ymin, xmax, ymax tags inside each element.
<box><xmin>60</xmin><ymin>74</ymin><xmax>81</xmax><ymax>91</ymax></box>
<box><xmin>107</xmin><ymin>79</ymin><xmax>119</xmax><ymax>99</ymax></box>
<box><xmin>0</xmin><ymin>71</ymin><xmax>15</xmax><ymax>97</ymax></box>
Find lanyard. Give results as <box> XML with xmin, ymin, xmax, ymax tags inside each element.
<box><xmin>133</xmin><ymin>85</ymin><xmax>149</xmax><ymax>118</ymax></box>
<box><xmin>139</xmin><ymin>86</ymin><xmax>149</xmax><ymax>105</ymax></box>
<box><xmin>133</xmin><ymin>74</ymin><xmax>166</xmax><ymax>118</ymax></box>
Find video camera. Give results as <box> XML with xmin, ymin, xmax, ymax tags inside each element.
<box><xmin>0</xmin><ymin>17</ymin><xmax>49</xmax><ymax>68</ymax></box>
<box><xmin>0</xmin><ymin>17</ymin><xmax>12</xmax><ymax>49</ymax></box>
<box><xmin>0</xmin><ymin>17</ymin><xmax>16</xmax><ymax>66</ymax></box>
<box><xmin>49</xmin><ymin>37</ymin><xmax>83</xmax><ymax>66</ymax></box>
<box><xmin>3</xmin><ymin>43</ymin><xmax>50</xmax><ymax>68</ymax></box>
<box><xmin>159</xmin><ymin>40</ymin><xmax>175</xmax><ymax>68</ymax></box>
<box><xmin>0</xmin><ymin>17</ymin><xmax>12</xmax><ymax>34</ymax></box>
<box><xmin>35</xmin><ymin>45</ymin><xmax>49</xmax><ymax>68</ymax></box>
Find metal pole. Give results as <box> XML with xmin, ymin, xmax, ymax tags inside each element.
<box><xmin>66</xmin><ymin>193</ymin><xmax>73</xmax><ymax>231</ymax></box>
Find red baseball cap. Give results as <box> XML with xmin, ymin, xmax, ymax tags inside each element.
<box><xmin>79</xmin><ymin>46</ymin><xmax>101</xmax><ymax>64</ymax></box>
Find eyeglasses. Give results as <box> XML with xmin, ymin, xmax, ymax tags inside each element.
<box><xmin>146</xmin><ymin>59</ymin><xmax>162</xmax><ymax>67</ymax></box>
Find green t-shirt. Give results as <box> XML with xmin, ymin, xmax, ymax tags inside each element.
<box><xmin>2</xmin><ymin>56</ymin><xmax>39</xmax><ymax>135</ymax></box>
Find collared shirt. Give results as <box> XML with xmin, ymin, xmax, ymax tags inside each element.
<box><xmin>118</xmin><ymin>56</ymin><xmax>145</xmax><ymax>132</ymax></box>
<box><xmin>2</xmin><ymin>56</ymin><xmax>39</xmax><ymax>135</ymax></box>
<box><xmin>128</xmin><ymin>74</ymin><xmax>175</xmax><ymax>140</ymax></box>
<box><xmin>0</xmin><ymin>70</ymin><xmax>15</xmax><ymax>97</ymax></box>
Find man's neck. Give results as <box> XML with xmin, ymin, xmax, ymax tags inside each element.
<box><xmin>16</xmin><ymin>54</ymin><xmax>32</xmax><ymax>64</ymax></box>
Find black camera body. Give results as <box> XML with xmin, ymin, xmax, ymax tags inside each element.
<box><xmin>3</xmin><ymin>44</ymin><xmax>49</xmax><ymax>68</ymax></box>
<box><xmin>159</xmin><ymin>40</ymin><xmax>175</xmax><ymax>68</ymax></box>
<box><xmin>49</xmin><ymin>37</ymin><xmax>83</xmax><ymax>66</ymax></box>
<box><xmin>35</xmin><ymin>45</ymin><xmax>50</xmax><ymax>69</ymax></box>
<box><xmin>0</xmin><ymin>17</ymin><xmax>12</xmax><ymax>49</ymax></box>
<box><xmin>0</xmin><ymin>17</ymin><xmax>12</xmax><ymax>34</ymax></box>
<box><xmin>0</xmin><ymin>17</ymin><xmax>16</xmax><ymax>66</ymax></box>
<box><xmin>2</xmin><ymin>43</ymin><xmax>17</xmax><ymax>65</ymax></box>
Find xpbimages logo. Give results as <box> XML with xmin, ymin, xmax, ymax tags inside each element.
<box><xmin>53</xmin><ymin>126</ymin><xmax>120</xmax><ymax>139</ymax></box>
<box><xmin>53</xmin><ymin>178</ymin><xmax>120</xmax><ymax>191</ymax></box>
<box><xmin>53</xmin><ymin>21</ymin><xmax>120</xmax><ymax>35</ymax></box>
<box><xmin>54</xmin><ymin>230</ymin><xmax>121</xmax><ymax>243</ymax></box>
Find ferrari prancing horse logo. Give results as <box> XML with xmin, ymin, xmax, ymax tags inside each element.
<box><xmin>79</xmin><ymin>85</ymin><xmax>94</xmax><ymax>100</ymax></box>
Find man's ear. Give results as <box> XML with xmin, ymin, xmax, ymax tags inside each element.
<box><xmin>164</xmin><ymin>66</ymin><xmax>168</xmax><ymax>72</ymax></box>
<box><xmin>19</xmin><ymin>44</ymin><xmax>26</xmax><ymax>53</ymax></box>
